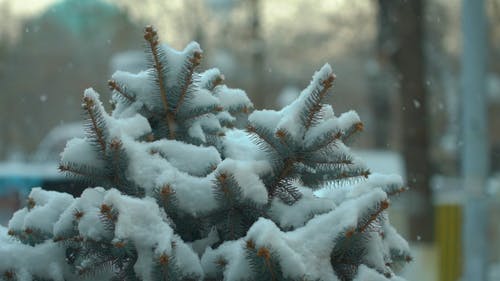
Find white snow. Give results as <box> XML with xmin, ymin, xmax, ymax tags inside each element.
<box><xmin>162</xmin><ymin>42</ymin><xmax>202</xmax><ymax>88</ymax></box>
<box><xmin>155</xmin><ymin>171</ymin><xmax>217</xmax><ymax>216</ymax></box>
<box><xmin>383</xmin><ymin>222</ymin><xmax>411</xmax><ymax>257</ymax></box>
<box><xmin>188</xmin><ymin>121</ymin><xmax>206</xmax><ymax>142</ymax></box>
<box><xmin>216</xmin><ymin>159</ymin><xmax>271</xmax><ymax>204</ymax></box>
<box><xmin>124</xmin><ymin>140</ymin><xmax>218</xmax><ymax>215</ymax></box>
<box><xmin>222</xmin><ymin>129</ymin><xmax>267</xmax><ymax>161</ymax></box>
<box><xmin>147</xmin><ymin>139</ymin><xmax>221</xmax><ymax>176</ymax></box>
<box><xmin>107</xmin><ymin>114</ymin><xmax>151</xmax><ymax>140</ymax></box>
<box><xmin>201</xmin><ymin>239</ymin><xmax>253</xmax><ymax>280</ymax></box>
<box><xmin>248</xmin><ymin>109</ymin><xmax>282</xmax><ymax>131</ymax></box>
<box><xmin>60</xmin><ymin>137</ymin><xmax>102</xmax><ymax>167</ymax></box>
<box><xmin>199</xmin><ymin>68</ymin><xmax>222</xmax><ymax>89</ymax></box>
<box><xmin>111</xmin><ymin>70</ymin><xmax>155</xmax><ymax>117</ymax></box>
<box><xmin>54</xmin><ymin>187</ymin><xmax>108</xmax><ymax>240</ymax></box>
<box><xmin>304</xmin><ymin>110</ymin><xmax>360</xmax><ymax>148</ymax></box>
<box><xmin>354</xmin><ymin>265</ymin><xmax>391</xmax><ymax>281</ymax></box>
<box><xmin>214</xmin><ymin>85</ymin><xmax>253</xmax><ymax>111</ymax></box>
<box><xmin>8</xmin><ymin>188</ymin><xmax>73</xmax><ymax>234</ymax></box>
<box><xmin>269</xmin><ymin>186</ymin><xmax>335</xmax><ymax>229</ymax></box>
<box><xmin>102</xmin><ymin>189</ymin><xmax>189</xmax><ymax>281</ymax></box>
<box><xmin>4</xmin><ymin>187</ymin><xmax>204</xmax><ymax>281</ymax></box>
<box><xmin>186</xmin><ymin>88</ymin><xmax>219</xmax><ymax>110</ymax></box>
<box><xmin>188</xmin><ymin>114</ymin><xmax>221</xmax><ymax>143</ymax></box>
<box><xmin>0</xmin><ymin>237</ymin><xmax>73</xmax><ymax>281</ymax></box>
<box><xmin>189</xmin><ymin>227</ymin><xmax>219</xmax><ymax>256</ymax></box>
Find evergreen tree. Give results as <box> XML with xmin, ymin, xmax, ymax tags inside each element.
<box><xmin>0</xmin><ymin>26</ymin><xmax>410</xmax><ymax>281</ymax></box>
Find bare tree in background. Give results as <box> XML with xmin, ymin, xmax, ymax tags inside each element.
<box><xmin>383</xmin><ymin>0</ymin><xmax>433</xmax><ymax>242</ymax></box>
<box><xmin>371</xmin><ymin>0</ymin><xmax>398</xmax><ymax>148</ymax></box>
<box><xmin>249</xmin><ymin>0</ymin><xmax>266</xmax><ymax>108</ymax></box>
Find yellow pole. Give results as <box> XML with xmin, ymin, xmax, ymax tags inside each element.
<box><xmin>435</xmin><ymin>204</ymin><xmax>462</xmax><ymax>281</ymax></box>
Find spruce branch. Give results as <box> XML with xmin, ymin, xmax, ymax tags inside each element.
<box><xmin>275</xmin><ymin>128</ymin><xmax>299</xmax><ymax>148</ymax></box>
<box><xmin>175</xmin><ymin>51</ymin><xmax>202</xmax><ymax>114</ymax></box>
<box><xmin>246</xmin><ymin>125</ymin><xmax>281</xmax><ymax>158</ymax></box>
<box><xmin>356</xmin><ymin>200</ymin><xmax>389</xmax><ymax>234</ymax></box>
<box><xmin>256</xmin><ymin>247</ymin><xmax>276</xmax><ymax>281</ymax></box>
<box><xmin>144</xmin><ymin>25</ymin><xmax>176</xmax><ymax>139</ymax></box>
<box><xmin>178</xmin><ymin>104</ymin><xmax>223</xmax><ymax>121</ymax></box>
<box><xmin>303</xmin><ymin>72</ymin><xmax>336</xmax><ymax>130</ymax></box>
<box><xmin>269</xmin><ymin>158</ymin><xmax>302</xmax><ymax>204</ymax></box>
<box><xmin>341</xmin><ymin>121</ymin><xmax>364</xmax><ymax>144</ymax></box>
<box><xmin>304</xmin><ymin>129</ymin><xmax>343</xmax><ymax>152</ymax></box>
<box><xmin>82</xmin><ymin>95</ymin><xmax>107</xmax><ymax>153</ymax></box>
<box><xmin>7</xmin><ymin>227</ymin><xmax>52</xmax><ymax>246</ymax></box>
<box><xmin>385</xmin><ymin>186</ymin><xmax>408</xmax><ymax>197</ymax></box>
<box><xmin>108</xmin><ymin>80</ymin><xmax>135</xmax><ymax>103</ymax></box>
<box><xmin>59</xmin><ymin>163</ymin><xmax>106</xmax><ymax>181</ymax></box>
<box><xmin>245</xmin><ymin>241</ymin><xmax>284</xmax><ymax>281</ymax></box>
<box><xmin>99</xmin><ymin>203</ymin><xmax>118</xmax><ymax>232</ymax></box>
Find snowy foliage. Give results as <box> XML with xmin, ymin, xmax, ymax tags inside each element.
<box><xmin>0</xmin><ymin>26</ymin><xmax>410</xmax><ymax>281</ymax></box>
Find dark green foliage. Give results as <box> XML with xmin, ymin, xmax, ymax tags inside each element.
<box><xmin>59</xmin><ymin>161</ymin><xmax>107</xmax><ymax>187</ymax></box>
<box><xmin>245</xmin><ymin>241</ymin><xmax>284</xmax><ymax>281</ymax></box>
<box><xmin>152</xmin><ymin>251</ymin><xmax>186</xmax><ymax>281</ymax></box>
<box><xmin>107</xmin><ymin>139</ymin><xmax>144</xmax><ymax>197</ymax></box>
<box><xmin>210</xmin><ymin>172</ymin><xmax>265</xmax><ymax>241</ymax></box>
<box><xmin>7</xmin><ymin>227</ymin><xmax>52</xmax><ymax>247</ymax></box>
<box><xmin>330</xmin><ymin>234</ymin><xmax>366</xmax><ymax>281</ymax></box>
<box><xmin>153</xmin><ymin>185</ymin><xmax>209</xmax><ymax>242</ymax></box>
<box><xmin>153</xmin><ymin>185</ymin><xmax>179</xmax><ymax>218</ymax></box>
<box><xmin>60</xmin><ymin>232</ymin><xmax>139</xmax><ymax>280</ymax></box>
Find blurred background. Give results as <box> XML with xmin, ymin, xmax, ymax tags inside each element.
<box><xmin>0</xmin><ymin>0</ymin><xmax>499</xmax><ymax>280</ymax></box>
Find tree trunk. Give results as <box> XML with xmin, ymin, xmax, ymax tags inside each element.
<box><xmin>392</xmin><ymin>0</ymin><xmax>433</xmax><ymax>242</ymax></box>
<box><xmin>371</xmin><ymin>0</ymin><xmax>399</xmax><ymax>148</ymax></box>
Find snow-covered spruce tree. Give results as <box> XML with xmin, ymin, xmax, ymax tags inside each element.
<box><xmin>0</xmin><ymin>26</ymin><xmax>411</xmax><ymax>281</ymax></box>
